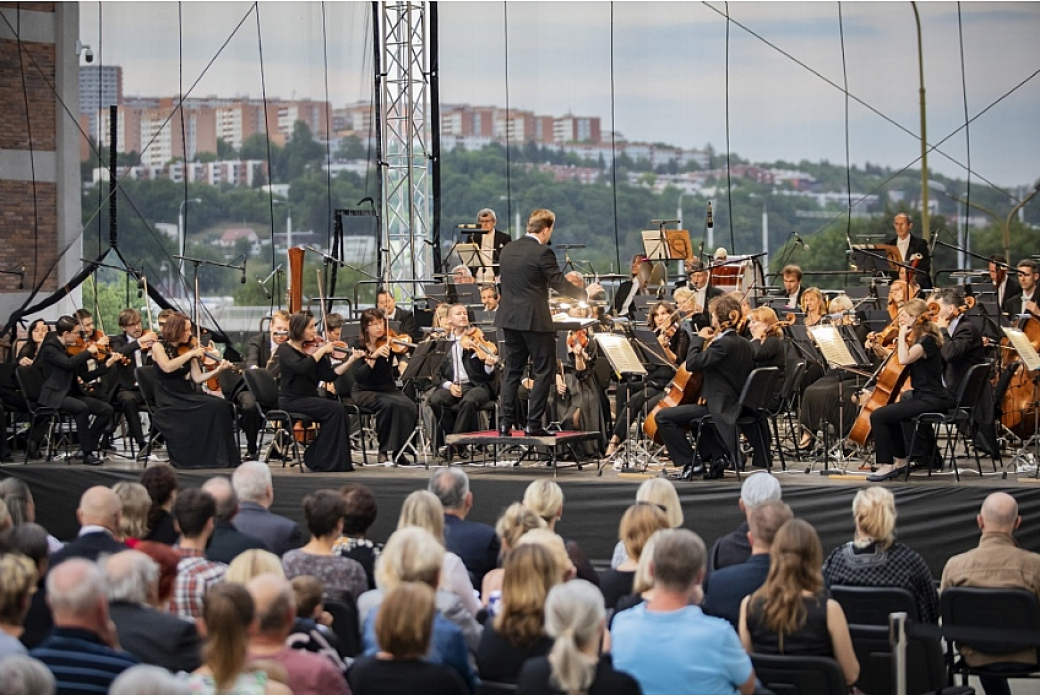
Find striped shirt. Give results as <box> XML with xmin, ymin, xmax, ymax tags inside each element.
<box><xmin>31</xmin><ymin>627</ymin><xmax>139</xmax><ymax>695</ymax></box>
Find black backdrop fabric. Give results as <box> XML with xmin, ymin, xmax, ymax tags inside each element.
<box><xmin>8</xmin><ymin>467</ymin><xmax>1039</xmax><ymax>577</ymax></box>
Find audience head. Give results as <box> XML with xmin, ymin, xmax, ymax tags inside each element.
<box><xmin>198</xmin><ymin>582</ymin><xmax>256</xmax><ymax>692</ymax></box>
<box><xmin>0</xmin><ymin>523</ymin><xmax>49</xmax><ymax>576</ymax></box>
<box><xmin>46</xmin><ymin>558</ymin><xmax>109</xmax><ymax>631</ymax></box>
<box><xmin>247</xmin><ymin>573</ymin><xmax>296</xmax><ymax>640</ymax></box>
<box><xmin>0</xmin><ymin>553</ymin><xmax>38</xmax><ymax>627</ymax></box>
<box><xmin>495</xmin><ymin>503</ymin><xmax>546</xmax><ymax>551</ymax></box>
<box><xmin>232</xmin><ymin>461</ymin><xmax>274</xmax><ymax>508</ymax></box>
<box><xmin>523</xmin><ymin>480</ymin><xmax>564</xmax><ymax>527</ymax></box>
<box><xmin>103</xmin><ymin>550</ymin><xmax>158</xmax><ymax>606</ymax></box>
<box><xmin>739</xmin><ymin>471</ymin><xmax>782</xmax><ymax>515</ymax></box>
<box><xmin>753</xmin><ymin>518</ymin><xmax>824</xmax><ymax>635</ymax></box>
<box><xmin>0</xmin><ymin>478</ymin><xmax>35</xmax><ymax>525</ymax></box>
<box><xmin>110</xmin><ymin>664</ymin><xmax>189</xmax><ymax>695</ymax></box>
<box><xmin>140</xmin><ymin>464</ymin><xmax>179</xmax><ymax>532</ymax></box>
<box><xmin>134</xmin><ymin>541</ymin><xmax>180</xmax><ymax>608</ymax></box>
<box><xmin>200</xmin><ymin>477</ymin><xmax>239</xmax><ymax>522</ymax></box>
<box><xmin>851</xmin><ymin>487</ymin><xmax>897</xmax><ymax>550</ymax></box>
<box><xmin>0</xmin><ymin>656</ymin><xmax>56</xmax><ymax>695</ymax></box>
<box><xmin>339</xmin><ymin>483</ymin><xmax>378</xmax><ymax>537</ymax></box>
<box><xmin>543</xmin><ymin>580</ymin><xmax>606</xmax><ymax>695</ymax></box>
<box><xmin>0</xmin><ymin>499</ymin><xmax>10</xmax><ymax>533</ymax></box>
<box><xmin>290</xmin><ymin>576</ymin><xmax>324</xmax><ymax>620</ymax></box>
<box><xmin>375</xmin><ymin>582</ymin><xmax>437</xmax><ymax>659</ymax></box>
<box><xmin>632</xmin><ymin>530</ymin><xmax>662</xmax><ymax>595</ymax></box>
<box><xmin>376</xmin><ymin>526</ymin><xmax>444</xmax><ymax>591</ymax></box>
<box><xmin>77</xmin><ymin>486</ymin><xmax>122</xmax><ymax>534</ymax></box>
<box><xmin>979</xmin><ymin>492</ymin><xmax>1020</xmax><ymax>534</ymax></box>
<box><xmin>172</xmin><ymin>488</ymin><xmax>216</xmax><ymax>541</ymax></box>
<box><xmin>650</xmin><ymin>528</ymin><xmax>706</xmax><ymax>595</ymax></box>
<box><xmin>620</xmin><ymin>502</ymin><xmax>670</xmax><ymax>563</ymax></box>
<box><xmin>112</xmin><ymin>482</ymin><xmax>151</xmax><ymax>540</ymax></box>
<box><xmin>748</xmin><ymin>501</ymin><xmax>794</xmax><ymax>551</ymax></box>
<box><xmin>226</xmin><ymin>549</ymin><xmax>285</xmax><ymax>584</ymax></box>
<box><xmin>494</xmin><ymin>543</ymin><xmax>560</xmax><ymax>649</ymax></box>
<box><xmin>397</xmin><ymin>490</ymin><xmax>445</xmax><ymax>544</ymax></box>
<box><xmin>635</xmin><ymin>478</ymin><xmax>683</xmax><ymax>528</ymax></box>
<box><xmin>516</xmin><ymin>529</ymin><xmax>575</xmax><ymax>583</ymax></box>
<box><xmin>428</xmin><ymin>468</ymin><xmax>471</xmax><ymax>516</ymax></box>
<box><xmin>302</xmin><ymin>489</ymin><xmax>348</xmax><ymax>540</ymax></box>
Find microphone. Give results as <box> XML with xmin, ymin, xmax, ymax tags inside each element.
<box><xmin>257</xmin><ymin>277</ymin><xmax>271</xmax><ymax>299</ymax></box>
<box><xmin>240</xmin><ymin>258</ymin><xmax>247</xmax><ymax>284</ymax></box>
<box><xmin>794</xmin><ymin>233</ymin><xmax>810</xmax><ymax>251</ymax></box>
<box><xmin>707</xmin><ymin>202</ymin><xmax>713</xmax><ymax>228</ymax></box>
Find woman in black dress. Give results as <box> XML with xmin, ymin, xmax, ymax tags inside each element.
<box><xmin>150</xmin><ymin>312</ymin><xmax>240</xmax><ymax>469</ymax></box>
<box><xmin>351</xmin><ymin>308</ymin><xmax>418</xmax><ymax>465</ymax></box>
<box><xmin>15</xmin><ymin>319</ymin><xmax>48</xmax><ymax>365</ymax></box>
<box><xmin>279</xmin><ymin>311</ymin><xmax>361</xmax><ymax>473</ymax></box>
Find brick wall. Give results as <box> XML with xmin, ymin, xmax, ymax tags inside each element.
<box><xmin>0</xmin><ymin>181</ymin><xmax>57</xmax><ymax>292</ymax></box>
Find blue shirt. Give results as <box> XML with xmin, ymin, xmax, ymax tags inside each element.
<box><xmin>611</xmin><ymin>603</ymin><xmax>752</xmax><ymax>695</ymax></box>
<box><xmin>31</xmin><ymin>627</ymin><xmax>139</xmax><ymax>695</ymax></box>
<box><xmin>363</xmin><ymin>607</ymin><xmax>477</xmax><ymax>692</ymax></box>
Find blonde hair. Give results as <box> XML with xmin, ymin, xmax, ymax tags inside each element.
<box><xmin>375</xmin><ymin>526</ymin><xmax>444</xmax><ymax>591</ymax></box>
<box><xmin>903</xmin><ymin>298</ymin><xmax>943</xmax><ymax>347</ymax></box>
<box><xmin>493</xmin><ymin>544</ymin><xmax>559</xmax><ymax>649</ymax></box>
<box><xmin>495</xmin><ymin>503</ymin><xmax>546</xmax><ymax>550</ymax></box>
<box><xmin>673</xmin><ymin>287</ymin><xmax>694</xmax><ymax>305</ymax></box>
<box><xmin>0</xmin><ymin>553</ymin><xmax>37</xmax><ymax>625</ymax></box>
<box><xmin>112</xmin><ymin>482</ymin><xmax>151</xmax><ymax>540</ymax></box>
<box><xmin>632</xmin><ymin>530</ymin><xmax>661</xmax><ymax>595</ymax></box>
<box><xmin>801</xmin><ymin>287</ymin><xmax>825</xmax><ymax>316</ymax></box>
<box><xmin>620</xmin><ymin>503</ymin><xmax>669</xmax><ymax>561</ymax></box>
<box><xmin>749</xmin><ymin>519</ymin><xmax>824</xmax><ymax>635</ymax></box>
<box><xmin>517</xmin><ymin>529</ymin><xmax>572</xmax><ymax>582</ymax></box>
<box><xmin>200</xmin><ymin>583</ymin><xmax>254</xmax><ymax>691</ymax></box>
<box><xmin>225</xmin><ymin>549</ymin><xmax>285</xmax><ymax>584</ymax></box>
<box><xmin>376</xmin><ymin>583</ymin><xmax>436</xmax><ymax>658</ymax></box>
<box><xmin>523</xmin><ymin>480</ymin><xmax>564</xmax><ymax>526</ymax></box>
<box><xmin>635</xmin><ymin>478</ymin><xmax>683</xmax><ymax>528</ymax></box>
<box><xmin>397</xmin><ymin>490</ymin><xmax>445</xmax><ymax>544</ymax></box>
<box><xmin>527</xmin><ymin>209</ymin><xmax>556</xmax><ymax>236</ymax></box>
<box><xmin>544</xmin><ymin>580</ymin><xmax>604</xmax><ymax>695</ymax></box>
<box><xmin>829</xmin><ymin>294</ymin><xmax>854</xmax><ymax>313</ymax></box>
<box><xmin>852</xmin><ymin>486</ymin><xmax>896</xmax><ymax>550</ymax></box>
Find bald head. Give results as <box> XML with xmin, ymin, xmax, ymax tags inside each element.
<box><xmin>78</xmin><ymin>486</ymin><xmax>122</xmax><ymax>533</ymax></box>
<box><xmin>979</xmin><ymin>492</ymin><xmax>1020</xmax><ymax>534</ymax></box>
<box><xmin>246</xmin><ymin>573</ymin><xmax>295</xmax><ymax>637</ymax></box>
<box><xmin>201</xmin><ymin>477</ymin><xmax>238</xmax><ymax>522</ymax></box>
<box><xmin>47</xmin><ymin>558</ymin><xmax>108</xmax><ymax>627</ymax></box>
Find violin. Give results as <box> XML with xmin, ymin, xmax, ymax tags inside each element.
<box><xmin>178</xmin><ymin>337</ymin><xmax>239</xmax><ymax>391</ymax></box>
<box><xmin>303</xmin><ymin>335</ymin><xmax>350</xmax><ymax>358</ymax></box>
<box><xmin>67</xmin><ymin>329</ymin><xmax>122</xmax><ymax>363</ymax></box>
<box><xmin>370</xmin><ymin>329</ymin><xmax>416</xmax><ymax>356</ymax></box>
<box><xmin>459</xmin><ymin>327</ymin><xmax>497</xmax><ymax>360</ymax></box>
<box><xmin>566</xmin><ymin>329</ymin><xmax>589</xmax><ymax>351</ymax></box>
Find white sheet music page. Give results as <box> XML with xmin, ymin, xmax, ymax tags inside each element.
<box><xmin>1003</xmin><ymin>327</ymin><xmax>1040</xmax><ymax>372</ymax></box>
<box><xmin>593</xmin><ymin>333</ymin><xmax>648</xmax><ymax>376</ymax></box>
<box><xmin>808</xmin><ymin>325</ymin><xmax>858</xmax><ymax>367</ymax></box>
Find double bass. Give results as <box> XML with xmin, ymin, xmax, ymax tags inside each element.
<box><xmin>1000</xmin><ymin>314</ymin><xmax>1040</xmax><ymax>439</ymax></box>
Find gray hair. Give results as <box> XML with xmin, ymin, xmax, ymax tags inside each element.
<box><xmin>103</xmin><ymin>550</ymin><xmax>159</xmax><ymax>605</ymax></box>
<box><xmin>232</xmin><ymin>461</ymin><xmax>271</xmax><ymax>504</ymax></box>
<box><xmin>110</xmin><ymin>665</ymin><xmax>190</xmax><ymax>695</ymax></box>
<box><xmin>477</xmin><ymin>208</ymin><xmax>496</xmax><ymax>222</ymax></box>
<box><xmin>651</xmin><ymin>528</ymin><xmax>706</xmax><ymax>592</ymax></box>
<box><xmin>428</xmin><ymin>468</ymin><xmax>469</xmax><ymax>511</ymax></box>
<box><xmin>544</xmin><ymin>580</ymin><xmax>604</xmax><ymax>694</ymax></box>
<box><xmin>0</xmin><ymin>656</ymin><xmax>55</xmax><ymax>695</ymax></box>
<box><xmin>201</xmin><ymin>477</ymin><xmax>239</xmax><ymax>521</ymax></box>
<box><xmin>46</xmin><ymin>558</ymin><xmax>108</xmax><ymax>619</ymax></box>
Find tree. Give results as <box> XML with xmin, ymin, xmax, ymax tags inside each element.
<box><xmin>217</xmin><ymin>138</ymin><xmax>237</xmax><ymax>160</ymax></box>
<box><xmin>335</xmin><ymin>134</ymin><xmax>366</xmax><ymax>160</ymax></box>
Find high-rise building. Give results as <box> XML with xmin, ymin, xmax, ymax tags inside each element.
<box><xmin>79</xmin><ymin>65</ymin><xmax>123</xmax><ymax>142</ymax></box>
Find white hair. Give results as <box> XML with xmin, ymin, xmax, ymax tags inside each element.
<box><xmin>232</xmin><ymin>460</ymin><xmax>271</xmax><ymax>503</ymax></box>
<box><xmin>103</xmin><ymin>550</ymin><xmax>158</xmax><ymax>605</ymax></box>
<box><xmin>46</xmin><ymin>558</ymin><xmax>107</xmax><ymax>619</ymax></box>
<box><xmin>110</xmin><ymin>665</ymin><xmax>190</xmax><ymax>695</ymax></box>
<box><xmin>428</xmin><ymin>468</ymin><xmax>469</xmax><ymax>511</ymax></box>
<box><xmin>0</xmin><ymin>656</ymin><xmax>55</xmax><ymax>695</ymax></box>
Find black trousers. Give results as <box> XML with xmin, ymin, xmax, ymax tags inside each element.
<box><xmin>429</xmin><ymin>383</ymin><xmax>492</xmax><ymax>446</ymax></box>
<box><xmin>870</xmin><ymin>392</ymin><xmax>952</xmax><ymax>465</ymax></box>
<box><xmin>655</xmin><ymin>403</ymin><xmax>737</xmax><ymax>468</ymax></box>
<box><xmin>500</xmin><ymin>328</ymin><xmax>554</xmax><ymax>429</ymax></box>
<box><xmin>112</xmin><ymin>387</ymin><xmax>146</xmax><ymax>446</ymax></box>
<box><xmin>61</xmin><ymin>395</ymin><xmax>113</xmax><ymax>455</ymax></box>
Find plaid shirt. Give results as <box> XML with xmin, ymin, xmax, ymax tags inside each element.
<box><xmin>171</xmin><ymin>546</ymin><xmax>226</xmax><ymax>622</ymax></box>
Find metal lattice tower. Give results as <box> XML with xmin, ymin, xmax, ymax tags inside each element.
<box><xmin>378</xmin><ymin>1</ymin><xmax>432</xmax><ymax>300</ymax></box>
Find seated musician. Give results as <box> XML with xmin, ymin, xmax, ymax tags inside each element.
<box><xmin>429</xmin><ymin>304</ymin><xmax>497</xmax><ymax>459</ymax></box>
<box><xmin>685</xmin><ymin>261</ymin><xmax>723</xmax><ymax>331</ymax></box>
<box><xmin>452</xmin><ymin>265</ymin><xmax>475</xmax><ymax>285</ymax></box>
<box><xmin>782</xmin><ymin>265</ymin><xmax>805</xmax><ymax>309</ymax></box>
<box><xmin>1008</xmin><ymin>258</ymin><xmax>1040</xmax><ymax>319</ymax></box>
<box><xmin>614</xmin><ymin>255</ymin><xmax>653</xmax><ymax>320</ymax></box>
<box><xmin>1</xmin><ymin>318</ymin><xmax>49</xmax><ymax>459</ymax></box>
<box><xmin>550</xmin><ymin>306</ymin><xmax>608</xmax><ymax>457</ymax></box>
<box><xmin>897</xmin><ymin>264</ymin><xmax>924</xmax><ymax>301</ymax></box>
<box><xmin>866</xmin><ymin>299</ymin><xmax>951</xmax><ymax>481</ymax></box>
<box><xmin>106</xmin><ymin>308</ymin><xmax>157</xmax><ymax>460</ymax></box>
<box><xmin>377</xmin><ymin>289</ymin><xmax>418</xmax><ymax>339</ymax></box>
<box><xmin>247</xmin><ymin>309</ymin><xmax>291</xmax><ymax>377</ymax></box>
<box><xmin>14</xmin><ymin>319</ymin><xmax>48</xmax><ymax>365</ymax></box>
<box><xmin>480</xmin><ymin>285</ymin><xmax>500</xmax><ymax>315</ymax></box>
<box><xmin>325</xmin><ymin>312</ymin><xmax>345</xmax><ymax>342</ymax></box>
<box><xmin>799</xmin><ymin>287</ymin><xmax>828</xmax><ymax>389</ymax></box>
<box><xmin>654</xmin><ymin>295</ymin><xmax>754</xmax><ymax>479</ymax></box>
<box><xmin>36</xmin><ymin>315</ymin><xmax>122</xmax><ymax>465</ymax></box>
<box><xmin>604</xmin><ymin>300</ymin><xmax>689</xmax><ymax>463</ymax></box>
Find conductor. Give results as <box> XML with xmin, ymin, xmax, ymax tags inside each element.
<box><xmin>495</xmin><ymin>209</ymin><xmax>602</xmax><ymax>436</ymax></box>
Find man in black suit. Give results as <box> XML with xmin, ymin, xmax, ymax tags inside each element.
<box><xmin>1003</xmin><ymin>258</ymin><xmax>1040</xmax><ymax>320</ymax></box>
<box><xmin>50</xmin><ymin>486</ymin><xmax>128</xmax><ymax>566</ymax></box>
<box><xmin>781</xmin><ymin>265</ymin><xmax>805</xmax><ymax>309</ymax></box>
<box><xmin>105</xmin><ymin>308</ymin><xmax>156</xmax><ymax>460</ymax></box>
<box><xmin>231</xmin><ymin>460</ymin><xmax>303</xmax><ymax>556</ymax></box>
<box><xmin>989</xmin><ymin>254</ymin><xmax>1021</xmax><ymax>315</ymax></box>
<box><xmin>886</xmin><ymin>212</ymin><xmax>933</xmax><ymax>290</ymax></box>
<box><xmin>654</xmin><ymin>295</ymin><xmax>754</xmax><ymax>478</ymax></box>
<box><xmin>376</xmin><ymin>288</ymin><xmax>418</xmax><ymax>339</ymax></box>
<box><xmin>103</xmin><ymin>549</ymin><xmax>201</xmax><ymax>672</ymax></box>
<box><xmin>36</xmin><ymin>315</ymin><xmax>120</xmax><ymax>465</ymax></box>
<box><xmin>473</xmin><ymin>208</ymin><xmax>512</xmax><ymax>283</ymax></box>
<box><xmin>202</xmin><ymin>476</ymin><xmax>270</xmax><ymax>564</ymax></box>
<box><xmin>494</xmin><ymin>208</ymin><xmax>600</xmax><ymax>435</ymax></box>
<box><xmin>429</xmin><ymin>468</ymin><xmax>500</xmax><ymax>586</ymax></box>
<box><xmin>686</xmin><ymin>260</ymin><xmax>724</xmax><ymax>331</ymax></box>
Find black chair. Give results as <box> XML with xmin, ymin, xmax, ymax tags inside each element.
<box><xmin>769</xmin><ymin>360</ymin><xmax>805</xmax><ymax>469</ymax></box>
<box><xmin>846</xmin><ymin>622</ymin><xmax>950</xmax><ymax>695</ymax></box>
<box><xmin>240</xmin><ymin>368</ymin><xmax>314</xmax><ymax>469</ymax></box>
<box><xmin>905</xmin><ymin>362</ymin><xmax>993</xmax><ymax>481</ymax></box>
<box><xmin>750</xmin><ymin>653</ymin><xmax>847</xmax><ymax>695</ymax></box>
<box><xmin>940</xmin><ymin>587</ymin><xmax>1040</xmax><ymax>686</ymax></box>
<box><xmin>322</xmin><ymin>597</ymin><xmax>362</xmax><ymax>658</ymax></box>
<box><xmin>831</xmin><ymin>585</ymin><xmax>919</xmax><ymax>625</ymax></box>
<box><xmin>14</xmin><ymin>365</ymin><xmax>73</xmax><ymax>463</ymax></box>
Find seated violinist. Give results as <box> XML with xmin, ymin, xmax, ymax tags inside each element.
<box><xmin>106</xmin><ymin>308</ymin><xmax>158</xmax><ymax>460</ymax></box>
<box><xmin>36</xmin><ymin>315</ymin><xmax>123</xmax><ymax>465</ymax></box>
<box><xmin>429</xmin><ymin>304</ymin><xmax>497</xmax><ymax>459</ymax></box>
<box><xmin>550</xmin><ymin>306</ymin><xmax>609</xmax><ymax>457</ymax></box>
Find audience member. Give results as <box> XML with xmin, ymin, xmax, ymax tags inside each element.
<box><xmin>141</xmin><ymin>465</ymin><xmax>180</xmax><ymax>545</ymax></box>
<box><xmin>49</xmin><ymin>486</ymin><xmax>128</xmax><ymax>566</ymax></box>
<box><xmin>111</xmin><ymin>481</ymin><xmax>151</xmax><ymax>545</ymax></box>
<box><xmin>110</xmin><ymin>664</ymin><xmax>190</xmax><ymax>695</ymax></box>
<box><xmin>288</xmin><ymin>575</ymin><xmax>345</xmax><ymax>663</ymax></box>
<box><xmin>476</xmin><ymin>544</ymin><xmax>558</xmax><ymax>683</ymax></box>
<box><xmin>599</xmin><ymin>503</ymin><xmax>669</xmax><ymax>610</ymax></box>
<box><xmin>102</xmin><ymin>549</ymin><xmax>202</xmax><ymax>673</ymax></box>
<box><xmin>610</xmin><ymin>530</ymin><xmax>660</xmax><ymax>620</ymax></box>
<box><xmin>245</xmin><ymin>574</ymin><xmax>349</xmax><ymax>695</ymax></box>
<box><xmin>0</xmin><ymin>553</ymin><xmax>36</xmax><ymax>656</ymax></box>
<box><xmin>429</xmin><ymin>468</ymin><xmax>501</xmax><ymax>587</ymax></box>
<box><xmin>824</xmin><ymin>486</ymin><xmax>939</xmax><ymax>623</ymax></box>
<box><xmin>348</xmin><ymin>582</ymin><xmax>468</xmax><ymax>695</ymax></box>
<box><xmin>517</xmin><ymin>579</ymin><xmax>641</xmax><ymax>695</ymax></box>
<box><xmin>517</xmin><ymin>529</ymin><xmax>577</xmax><ymax>584</ymax></box>
<box><xmin>709</xmin><ymin>471</ymin><xmax>781</xmax><ymax>573</ymax></box>
<box><xmin>397</xmin><ymin>489</ymin><xmax>482</xmax><ymax>617</ymax></box>
<box><xmin>226</xmin><ymin>549</ymin><xmax>286</xmax><ymax>584</ymax></box>
<box><xmin>332</xmin><ymin>483</ymin><xmax>383</xmax><ymax>590</ymax></box>
<box><xmin>2</xmin><ymin>523</ymin><xmax>53</xmax><ymax>648</ymax></box>
<box><xmin>232</xmin><ymin>461</ymin><xmax>304</xmax><ymax>556</ymax></box>
<box><xmin>0</xmin><ymin>655</ymin><xmax>56</xmax><ymax>695</ymax></box>
<box><xmin>610</xmin><ymin>478</ymin><xmax>683</xmax><ymax>568</ymax></box>
<box><xmin>171</xmin><ymin>488</ymin><xmax>227</xmax><ymax>621</ymax></box>
<box><xmin>134</xmin><ymin>540</ymin><xmax>181</xmax><ymax>611</ymax></box>
<box><xmin>613</xmin><ymin>529</ymin><xmax>756</xmax><ymax>695</ymax></box>
<box><xmin>739</xmin><ymin>519</ymin><xmax>859</xmax><ymax>687</ymax></box>
<box><xmin>0</xmin><ymin>478</ymin><xmax>63</xmax><ymax>553</ymax></box>
<box><xmin>941</xmin><ymin>492</ymin><xmax>1040</xmax><ymax>695</ymax></box>
<box><xmin>30</xmin><ymin>559</ymin><xmax>140</xmax><ymax>694</ymax></box>
<box><xmin>703</xmin><ymin>500</ymin><xmax>793</xmax><ymax>628</ymax></box>
<box><xmin>200</xmin><ymin>476</ymin><xmax>269</xmax><ymax>565</ymax></box>
<box><xmin>523</xmin><ymin>480</ymin><xmax>597</xmax><ymax>585</ymax></box>
<box><xmin>282</xmin><ymin>489</ymin><xmax>367</xmax><ymax>604</ymax></box>
<box><xmin>185</xmin><ymin>583</ymin><xmax>291</xmax><ymax>695</ymax></box>
<box><xmin>482</xmin><ymin>503</ymin><xmax>546</xmax><ymax>609</ymax></box>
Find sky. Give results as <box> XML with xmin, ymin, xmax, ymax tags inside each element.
<box><xmin>78</xmin><ymin>1</ymin><xmax>1040</xmax><ymax>189</ymax></box>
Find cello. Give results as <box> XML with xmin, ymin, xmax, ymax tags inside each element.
<box><xmin>999</xmin><ymin>314</ymin><xmax>1040</xmax><ymax>439</ymax></box>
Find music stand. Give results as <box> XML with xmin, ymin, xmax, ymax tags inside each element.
<box><xmin>851</xmin><ymin>244</ymin><xmax>901</xmax><ymax>274</ymax></box>
<box><xmin>593</xmin><ymin>331</ymin><xmax>660</xmax><ymax>474</ymax></box>
<box><xmin>397</xmin><ymin>339</ymin><xmax>451</xmax><ymax>466</ymax></box>
<box><xmin>424</xmin><ymin>283</ymin><xmax>451</xmax><ymax>308</ymax></box>
<box><xmin>451</xmin><ymin>283</ymin><xmax>481</xmax><ymax>308</ymax></box>
<box><xmin>456</xmin><ymin>243</ymin><xmax>496</xmax><ymax>280</ymax></box>
<box><xmin>641</xmin><ymin>228</ymin><xmax>692</xmax><ymax>262</ymax></box>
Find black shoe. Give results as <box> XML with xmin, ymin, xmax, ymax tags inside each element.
<box><xmin>867</xmin><ymin>466</ymin><xmax>906</xmax><ymax>482</ymax></box>
<box><xmin>81</xmin><ymin>452</ymin><xmax>104</xmax><ymax>466</ymax></box>
<box><xmin>704</xmin><ymin>457</ymin><xmax>729</xmax><ymax>480</ymax></box>
<box><xmin>497</xmin><ymin>423</ymin><xmax>512</xmax><ymax>436</ymax></box>
<box><xmin>524</xmin><ymin>427</ymin><xmax>552</xmax><ymax>437</ymax></box>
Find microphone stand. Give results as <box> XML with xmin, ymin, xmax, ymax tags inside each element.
<box><xmin>171</xmin><ymin>255</ymin><xmax>244</xmax><ymax>324</ymax></box>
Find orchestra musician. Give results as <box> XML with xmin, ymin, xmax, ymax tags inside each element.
<box><xmin>429</xmin><ymin>304</ymin><xmax>497</xmax><ymax>458</ymax></box>
<box><xmin>452</xmin><ymin>265</ymin><xmax>476</xmax><ymax>284</ymax></box>
<box><xmin>0</xmin><ymin>319</ymin><xmax>48</xmax><ymax>459</ymax></box>
<box><xmin>897</xmin><ymin>265</ymin><xmax>923</xmax><ymax>301</ymax></box>
<box><xmin>1006</xmin><ymin>259</ymin><xmax>1040</xmax><ymax>319</ymax></box>
<box><xmin>480</xmin><ymin>285</ymin><xmax>500</xmax><ymax>315</ymax></box>
<box><xmin>604</xmin><ymin>300</ymin><xmax>690</xmax><ymax>463</ymax></box>
<box><xmin>377</xmin><ymin>288</ymin><xmax>418</xmax><ymax>340</ymax></box>
<box><xmin>866</xmin><ymin>299</ymin><xmax>950</xmax><ymax>482</ymax></box>
<box><xmin>781</xmin><ymin>265</ymin><xmax>805</xmax><ymax>309</ymax></box>
<box><xmin>684</xmin><ymin>260</ymin><xmax>724</xmax><ymax>331</ymax></box>
<box><xmin>886</xmin><ymin>212</ymin><xmax>933</xmax><ymax>290</ymax></box>
<box><xmin>494</xmin><ymin>208</ymin><xmax>598</xmax><ymax>437</ymax></box>
<box><xmin>550</xmin><ymin>304</ymin><xmax>608</xmax><ymax>456</ymax></box>
<box><xmin>989</xmin><ymin>253</ymin><xmax>1020</xmax><ymax>312</ymax></box>
<box><xmin>473</xmin><ymin>208</ymin><xmax>512</xmax><ymax>283</ymax></box>
<box><xmin>742</xmin><ymin>306</ymin><xmax>787</xmax><ymax>469</ymax></box>
<box><xmin>36</xmin><ymin>315</ymin><xmax>122</xmax><ymax>466</ymax></box>
<box><xmin>654</xmin><ymin>295</ymin><xmax>754</xmax><ymax>479</ymax></box>
<box><xmin>350</xmin><ymin>308</ymin><xmax>419</xmax><ymax>464</ymax></box>
<box><xmin>614</xmin><ymin>255</ymin><xmax>653</xmax><ymax>320</ymax></box>
<box><xmin>15</xmin><ymin>319</ymin><xmax>48</xmax><ymax>365</ymax></box>
<box><xmin>150</xmin><ymin>312</ymin><xmax>241</xmax><ymax>469</ymax></box>
<box><xmin>106</xmin><ymin>308</ymin><xmax>157</xmax><ymax>460</ymax></box>
<box><xmin>800</xmin><ymin>288</ymin><xmax>827</xmax><ymax>327</ymax></box>
<box><xmin>279</xmin><ymin>311</ymin><xmax>362</xmax><ymax>472</ymax></box>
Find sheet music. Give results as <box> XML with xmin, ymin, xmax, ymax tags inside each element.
<box><xmin>808</xmin><ymin>325</ymin><xmax>858</xmax><ymax>367</ymax></box>
<box><xmin>593</xmin><ymin>333</ymin><xmax>647</xmax><ymax>376</ymax></box>
<box><xmin>641</xmin><ymin>230</ymin><xmax>669</xmax><ymax>261</ymax></box>
<box><xmin>1003</xmin><ymin>327</ymin><xmax>1040</xmax><ymax>372</ymax></box>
